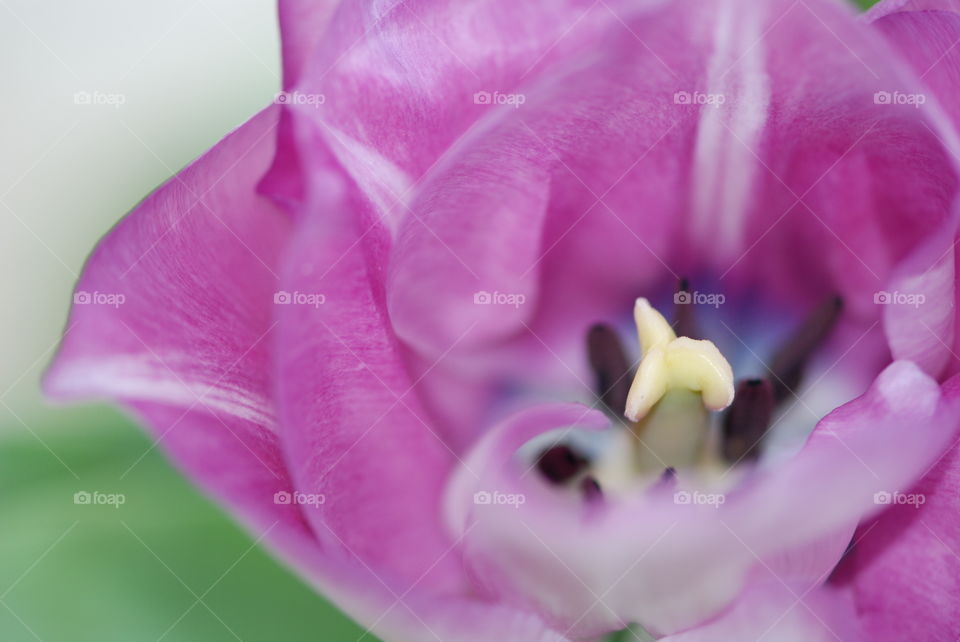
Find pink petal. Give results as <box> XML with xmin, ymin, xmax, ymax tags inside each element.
<box><xmin>866</xmin><ymin>0</ymin><xmax>960</xmax><ymax>378</ymax></box>
<box><xmin>270</xmin><ymin>133</ymin><xmax>581</xmax><ymax>639</ymax></box>
<box><xmin>39</xmin><ymin>107</ymin><xmax>413</xmax><ymax>632</ymax></box>
<box><xmin>660</xmin><ymin>582</ymin><xmax>862</xmax><ymax>642</ymax></box>
<box><xmin>45</xmin><ymin>106</ymin><xmax>287</xmax><ymax>430</ymax></box>
<box><xmin>448</xmin><ymin>361</ymin><xmax>960</xmax><ymax>636</ymax></box>
<box><xmin>882</xmin><ymin>225</ymin><xmax>957</xmax><ymax>377</ymax></box>
<box><xmin>283</xmin><ymin>0</ymin><xmax>960</xmax><ymax>407</ymax></box>
<box><xmin>271</xmin><ymin>132</ymin><xmax>467</xmax><ymax>598</ymax></box>
<box><xmin>832</xmin><ymin>372</ymin><xmax>960</xmax><ymax>641</ymax></box>
<box><xmin>44</xmin><ymin>103</ymin><xmax>565</xmax><ymax>642</ymax></box>
<box><xmin>284</xmin><ymin>0</ymin><xmax>610</xmax><ymax>179</ymax></box>
<box><xmin>277</xmin><ymin>0</ymin><xmax>339</xmax><ymax>88</ymax></box>
<box><xmin>868</xmin><ymin>0</ymin><xmax>960</xmax><ymax>131</ymax></box>
<box><xmin>259</xmin><ymin>0</ymin><xmax>341</xmax><ymax>207</ymax></box>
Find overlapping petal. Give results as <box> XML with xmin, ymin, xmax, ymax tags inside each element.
<box><xmin>448</xmin><ymin>361</ymin><xmax>960</xmax><ymax>637</ymax></box>
<box><xmin>275</xmin><ymin>0</ymin><xmax>960</xmax><ymax>421</ymax></box>
<box><xmin>45</xmin><ymin>107</ymin><xmax>287</xmax><ymax>429</ymax></box>
<box><xmin>660</xmin><ymin>582</ymin><xmax>863</xmax><ymax>642</ymax></box>
<box><xmin>831</xmin><ymin>373</ymin><xmax>960</xmax><ymax>641</ymax></box>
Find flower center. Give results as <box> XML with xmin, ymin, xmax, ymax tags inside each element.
<box><xmin>532</xmin><ymin>283</ymin><xmax>842</xmax><ymax>497</ymax></box>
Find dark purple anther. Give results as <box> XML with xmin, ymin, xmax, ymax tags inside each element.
<box><xmin>673</xmin><ymin>277</ymin><xmax>699</xmax><ymax>339</ymax></box>
<box><xmin>768</xmin><ymin>296</ymin><xmax>843</xmax><ymax>402</ymax></box>
<box><xmin>722</xmin><ymin>378</ymin><xmax>775</xmax><ymax>462</ymax></box>
<box><xmin>581</xmin><ymin>476</ymin><xmax>603</xmax><ymax>502</ymax></box>
<box><xmin>586</xmin><ymin>323</ymin><xmax>633</xmax><ymax>416</ymax></box>
<box><xmin>537</xmin><ymin>445</ymin><xmax>588</xmax><ymax>484</ymax></box>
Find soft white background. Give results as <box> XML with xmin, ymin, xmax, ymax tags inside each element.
<box><xmin>0</xmin><ymin>0</ymin><xmax>281</xmax><ymax>428</ymax></box>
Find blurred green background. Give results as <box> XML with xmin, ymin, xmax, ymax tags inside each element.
<box><xmin>0</xmin><ymin>409</ymin><xmax>366</xmax><ymax>641</ymax></box>
<box><xmin>0</xmin><ymin>0</ymin><xmax>881</xmax><ymax>640</ymax></box>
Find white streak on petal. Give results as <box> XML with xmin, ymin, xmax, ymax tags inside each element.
<box><xmin>690</xmin><ymin>0</ymin><xmax>770</xmax><ymax>261</ymax></box>
<box><xmin>46</xmin><ymin>355</ymin><xmax>278</xmax><ymax>431</ymax></box>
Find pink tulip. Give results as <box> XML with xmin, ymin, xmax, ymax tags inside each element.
<box><xmin>46</xmin><ymin>0</ymin><xmax>960</xmax><ymax>639</ymax></box>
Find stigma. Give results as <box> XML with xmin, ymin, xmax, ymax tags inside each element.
<box><xmin>625</xmin><ymin>298</ymin><xmax>735</xmax><ymax>422</ymax></box>
<box><xmin>622</xmin><ymin>298</ymin><xmax>735</xmax><ymax>471</ymax></box>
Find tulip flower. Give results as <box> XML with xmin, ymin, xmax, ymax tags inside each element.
<box><xmin>46</xmin><ymin>0</ymin><xmax>960</xmax><ymax>639</ymax></box>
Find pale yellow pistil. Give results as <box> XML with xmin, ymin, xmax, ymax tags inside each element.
<box><xmin>625</xmin><ymin>298</ymin><xmax>734</xmax><ymax>471</ymax></box>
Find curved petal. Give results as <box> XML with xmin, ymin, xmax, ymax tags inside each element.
<box><xmin>867</xmin><ymin>0</ymin><xmax>960</xmax><ymax>132</ymax></box>
<box><xmin>372</xmin><ymin>597</ymin><xmax>573</xmax><ymax>642</ymax></box>
<box><xmin>281</xmin><ymin>0</ymin><xmax>960</xmax><ymax>415</ymax></box>
<box><xmin>259</xmin><ymin>0</ymin><xmax>342</xmax><ymax>208</ymax></box>
<box><xmin>278</xmin><ymin>0</ymin><xmax>340</xmax><ymax>89</ymax></box>
<box><xmin>45</xmin><ymin>102</ymin><xmax>566</xmax><ymax>642</ymax></box>
<box><xmin>882</xmin><ymin>223</ymin><xmax>957</xmax><ymax>378</ymax></box>
<box><xmin>45</xmin><ymin>106</ymin><xmax>287</xmax><ymax>430</ymax></box>
<box><xmin>269</xmin><ymin>123</ymin><xmax>585</xmax><ymax>639</ymax></box>
<box><xmin>446</xmin><ymin>361</ymin><xmax>960</xmax><ymax>637</ymax></box>
<box><xmin>716</xmin><ymin>0</ymin><xmax>960</xmax><ymax>315</ymax></box>
<box><xmin>660</xmin><ymin>582</ymin><xmax>863</xmax><ymax>642</ymax></box>
<box><xmin>832</xmin><ymin>372</ymin><xmax>960</xmax><ymax>642</ymax></box>
<box><xmin>866</xmin><ymin>0</ymin><xmax>960</xmax><ymax>378</ymax></box>
<box><xmin>284</xmin><ymin>0</ymin><xmax>613</xmax><ymax>179</ymax></box>
<box><xmin>386</xmin><ymin>145</ymin><xmax>552</xmax><ymax>357</ymax></box>
<box><xmin>38</xmin><ymin>107</ymin><xmax>413</xmax><ymax>635</ymax></box>
<box><xmin>271</xmin><ymin>124</ymin><xmax>467</xmax><ymax>597</ymax></box>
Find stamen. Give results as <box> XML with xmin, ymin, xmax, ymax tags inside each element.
<box><xmin>722</xmin><ymin>378</ymin><xmax>775</xmax><ymax>462</ymax></box>
<box><xmin>587</xmin><ymin>324</ymin><xmax>633</xmax><ymax>415</ymax></box>
<box><xmin>654</xmin><ymin>466</ymin><xmax>677</xmax><ymax>490</ymax></box>
<box><xmin>768</xmin><ymin>296</ymin><xmax>843</xmax><ymax>402</ymax></box>
<box><xmin>673</xmin><ymin>277</ymin><xmax>698</xmax><ymax>338</ymax></box>
<box><xmin>536</xmin><ymin>445</ymin><xmax>588</xmax><ymax>484</ymax></box>
<box><xmin>580</xmin><ymin>476</ymin><xmax>603</xmax><ymax>502</ymax></box>
<box><xmin>650</xmin><ymin>466</ymin><xmax>677</xmax><ymax>492</ymax></box>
